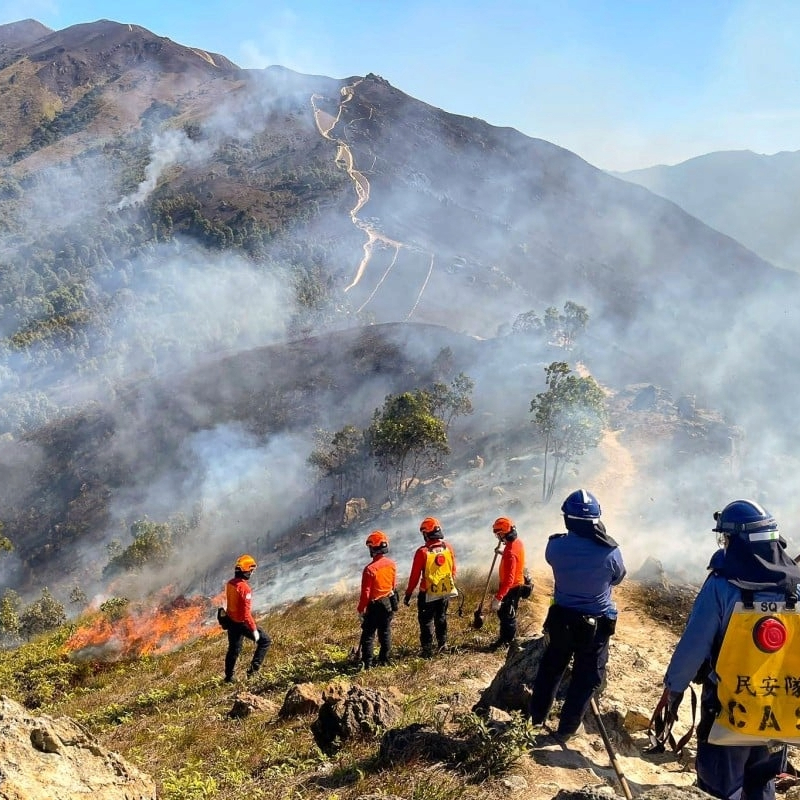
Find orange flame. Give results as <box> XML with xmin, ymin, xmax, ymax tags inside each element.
<box><xmin>64</xmin><ymin>593</ymin><xmax>223</xmax><ymax>660</ymax></box>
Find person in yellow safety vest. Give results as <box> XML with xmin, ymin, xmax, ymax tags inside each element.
<box><xmin>488</xmin><ymin>516</ymin><xmax>531</xmax><ymax>650</ymax></box>
<box><xmin>357</xmin><ymin>530</ymin><xmax>398</xmax><ymax>669</ymax></box>
<box><xmin>662</xmin><ymin>500</ymin><xmax>800</xmax><ymax>800</ymax></box>
<box><xmin>224</xmin><ymin>554</ymin><xmax>271</xmax><ymax>683</ymax></box>
<box><xmin>404</xmin><ymin>516</ymin><xmax>457</xmax><ymax>657</ymax></box>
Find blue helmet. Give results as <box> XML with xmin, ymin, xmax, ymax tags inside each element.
<box><xmin>561</xmin><ymin>489</ymin><xmax>601</xmax><ymax>521</ymax></box>
<box><xmin>712</xmin><ymin>499</ymin><xmax>778</xmax><ymax>540</ymax></box>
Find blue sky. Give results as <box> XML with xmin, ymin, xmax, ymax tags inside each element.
<box><xmin>1</xmin><ymin>0</ymin><xmax>799</xmax><ymax>170</ymax></box>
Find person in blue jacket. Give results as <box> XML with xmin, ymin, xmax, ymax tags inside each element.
<box><xmin>663</xmin><ymin>499</ymin><xmax>800</xmax><ymax>800</ymax></box>
<box><xmin>529</xmin><ymin>489</ymin><xmax>626</xmax><ymax>740</ymax></box>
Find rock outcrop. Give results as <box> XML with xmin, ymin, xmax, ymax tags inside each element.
<box><xmin>0</xmin><ymin>695</ymin><xmax>156</xmax><ymax>800</ymax></box>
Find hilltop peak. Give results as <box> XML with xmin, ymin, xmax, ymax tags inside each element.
<box><xmin>0</xmin><ymin>18</ymin><xmax>52</xmax><ymax>50</ymax></box>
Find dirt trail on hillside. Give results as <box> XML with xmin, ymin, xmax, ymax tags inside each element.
<box><xmin>310</xmin><ymin>84</ymin><xmax>403</xmax><ymax>294</ymax></box>
<box><xmin>467</xmin><ymin>389</ymin><xmax>696</xmax><ymax>798</ymax></box>
<box><xmin>436</xmin><ymin>574</ymin><xmax>696</xmax><ymax>800</ymax></box>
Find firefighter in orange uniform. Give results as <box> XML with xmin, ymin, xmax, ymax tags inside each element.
<box><xmin>358</xmin><ymin>531</ymin><xmax>398</xmax><ymax>669</ymax></box>
<box><xmin>489</xmin><ymin>516</ymin><xmax>531</xmax><ymax>650</ymax></box>
<box><xmin>224</xmin><ymin>554</ymin><xmax>271</xmax><ymax>682</ymax></box>
<box><xmin>403</xmin><ymin>517</ymin><xmax>457</xmax><ymax>657</ymax></box>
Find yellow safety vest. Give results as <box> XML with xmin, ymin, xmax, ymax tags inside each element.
<box><xmin>710</xmin><ymin>600</ymin><xmax>800</xmax><ymax>745</ymax></box>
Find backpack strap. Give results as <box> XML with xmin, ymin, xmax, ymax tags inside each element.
<box><xmin>646</xmin><ymin>685</ymin><xmax>697</xmax><ymax>755</ymax></box>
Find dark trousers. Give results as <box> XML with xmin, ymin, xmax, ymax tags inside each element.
<box><xmin>529</xmin><ymin>605</ymin><xmax>611</xmax><ymax>735</ymax></box>
<box><xmin>695</xmin><ymin>692</ymin><xmax>784</xmax><ymax>800</ymax></box>
<box><xmin>417</xmin><ymin>594</ymin><xmax>449</xmax><ymax>653</ymax></box>
<box><xmin>360</xmin><ymin>599</ymin><xmax>393</xmax><ymax>667</ymax></box>
<box><xmin>225</xmin><ymin>623</ymin><xmax>271</xmax><ymax>680</ymax></box>
<box><xmin>497</xmin><ymin>585</ymin><xmax>524</xmax><ymax>643</ymax></box>
<box><xmin>696</xmin><ymin>740</ymin><xmax>781</xmax><ymax>800</ymax></box>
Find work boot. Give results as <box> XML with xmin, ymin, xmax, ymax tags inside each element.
<box><xmin>555</xmin><ymin>722</ymin><xmax>584</xmax><ymax>742</ymax></box>
<box><xmin>420</xmin><ymin>646</ymin><xmax>434</xmax><ymax>659</ymax></box>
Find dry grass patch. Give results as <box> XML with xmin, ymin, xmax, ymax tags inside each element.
<box><xmin>0</xmin><ymin>571</ymin><xmax>524</xmax><ymax>799</ymax></box>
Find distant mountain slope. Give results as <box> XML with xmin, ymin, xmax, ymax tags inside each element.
<box><xmin>614</xmin><ymin>149</ymin><xmax>800</xmax><ymax>273</ymax></box>
<box><xmin>1</xmin><ymin>19</ymin><xmax>800</xmax><ymax>601</ymax></box>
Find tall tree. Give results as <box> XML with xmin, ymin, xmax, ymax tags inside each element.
<box><xmin>308</xmin><ymin>424</ymin><xmax>368</xmax><ymax>502</ymax></box>
<box><xmin>530</xmin><ymin>361</ymin><xmax>607</xmax><ymax>502</ymax></box>
<box><xmin>427</xmin><ymin>372</ymin><xmax>475</xmax><ymax>432</ymax></box>
<box><xmin>367</xmin><ymin>390</ymin><xmax>448</xmax><ymax>501</ymax></box>
<box><xmin>562</xmin><ymin>301</ymin><xmax>589</xmax><ymax>348</ymax></box>
<box><xmin>0</xmin><ymin>589</ymin><xmax>21</xmax><ymax>641</ymax></box>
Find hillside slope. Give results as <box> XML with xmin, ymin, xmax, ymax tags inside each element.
<box><xmin>2</xmin><ymin>17</ymin><xmax>800</xmax><ymax>680</ymax></box>
<box><xmin>0</xmin><ymin>561</ymin><xmax>709</xmax><ymax>800</ymax></box>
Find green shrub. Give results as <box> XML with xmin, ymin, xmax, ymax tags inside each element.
<box><xmin>99</xmin><ymin>596</ymin><xmax>129</xmax><ymax>621</ymax></box>
<box><xmin>455</xmin><ymin>710</ymin><xmax>534</xmax><ymax>781</ymax></box>
<box><xmin>19</xmin><ymin>587</ymin><xmax>67</xmax><ymax>638</ymax></box>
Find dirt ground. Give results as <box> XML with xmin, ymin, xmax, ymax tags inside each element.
<box><xmin>413</xmin><ymin>423</ymin><xmax>711</xmax><ymax>798</ymax></box>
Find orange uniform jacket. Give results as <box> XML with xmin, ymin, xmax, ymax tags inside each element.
<box><xmin>404</xmin><ymin>541</ymin><xmax>457</xmax><ymax>596</ymax></box>
<box><xmin>358</xmin><ymin>554</ymin><xmax>397</xmax><ymax>613</ymax></box>
<box><xmin>496</xmin><ymin>537</ymin><xmax>525</xmax><ymax>601</ymax></box>
<box><xmin>226</xmin><ymin>576</ymin><xmax>257</xmax><ymax>632</ymax></box>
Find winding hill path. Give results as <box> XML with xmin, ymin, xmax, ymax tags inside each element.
<box><xmin>310</xmin><ymin>85</ymin><xmax>403</xmax><ymax>295</ymax></box>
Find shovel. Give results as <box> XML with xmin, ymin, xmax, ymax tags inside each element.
<box><xmin>590</xmin><ymin>696</ymin><xmax>633</xmax><ymax>800</ymax></box>
<box><xmin>347</xmin><ymin>642</ymin><xmax>362</xmax><ymax>663</ymax></box>
<box><xmin>472</xmin><ymin>546</ymin><xmax>503</xmax><ymax>629</ymax></box>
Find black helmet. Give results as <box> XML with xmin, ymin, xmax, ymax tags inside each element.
<box><xmin>712</xmin><ymin>500</ymin><xmax>778</xmax><ymax>540</ymax></box>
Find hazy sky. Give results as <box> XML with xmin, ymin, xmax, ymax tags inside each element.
<box><xmin>1</xmin><ymin>0</ymin><xmax>799</xmax><ymax>171</ymax></box>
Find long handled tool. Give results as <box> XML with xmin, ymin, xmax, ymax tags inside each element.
<box><xmin>590</xmin><ymin>695</ymin><xmax>633</xmax><ymax>800</ymax></box>
<box><xmin>472</xmin><ymin>545</ymin><xmax>503</xmax><ymax>629</ymax></box>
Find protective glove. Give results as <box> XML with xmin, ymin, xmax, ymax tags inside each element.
<box><xmin>404</xmin><ymin>593</ymin><xmax>412</xmax><ymax>606</ymax></box>
<box><xmin>666</xmin><ymin>689</ymin><xmax>683</xmax><ymax>723</ymax></box>
<box><xmin>252</xmin><ymin>630</ymin><xmax>260</xmax><ymax>643</ymax></box>
<box><xmin>491</xmin><ymin>597</ymin><xmax>502</xmax><ymax>612</ymax></box>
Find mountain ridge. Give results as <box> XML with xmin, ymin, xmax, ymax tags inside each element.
<box><xmin>0</xmin><ymin>16</ymin><xmax>797</xmax><ymax>674</ymax></box>
<box><xmin>615</xmin><ymin>148</ymin><xmax>800</xmax><ymax>273</ymax></box>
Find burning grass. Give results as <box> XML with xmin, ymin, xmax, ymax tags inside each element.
<box><xmin>0</xmin><ymin>569</ymin><xmax>541</xmax><ymax>800</ymax></box>
<box><xmin>64</xmin><ymin>591</ymin><xmax>222</xmax><ymax>660</ymax></box>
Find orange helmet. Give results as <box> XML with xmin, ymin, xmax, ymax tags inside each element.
<box><xmin>365</xmin><ymin>530</ymin><xmax>389</xmax><ymax>552</ymax></box>
<box><xmin>493</xmin><ymin>517</ymin><xmax>516</xmax><ymax>539</ymax></box>
<box><xmin>419</xmin><ymin>517</ymin><xmax>443</xmax><ymax>539</ymax></box>
<box><xmin>235</xmin><ymin>554</ymin><xmax>257</xmax><ymax>572</ymax></box>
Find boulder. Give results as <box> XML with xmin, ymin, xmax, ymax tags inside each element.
<box><xmin>0</xmin><ymin>694</ymin><xmax>156</xmax><ymax>800</ymax></box>
<box><xmin>473</xmin><ymin>635</ymin><xmax>548</xmax><ymax>713</ymax></box>
<box><xmin>279</xmin><ymin>682</ymin><xmax>323</xmax><ymax>718</ymax></box>
<box><xmin>228</xmin><ymin>691</ymin><xmax>277</xmax><ymax>719</ymax></box>
<box><xmin>311</xmin><ymin>683</ymin><xmax>399</xmax><ymax>753</ymax></box>
<box><xmin>342</xmin><ymin>498</ymin><xmax>368</xmax><ymax>525</ymax></box>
